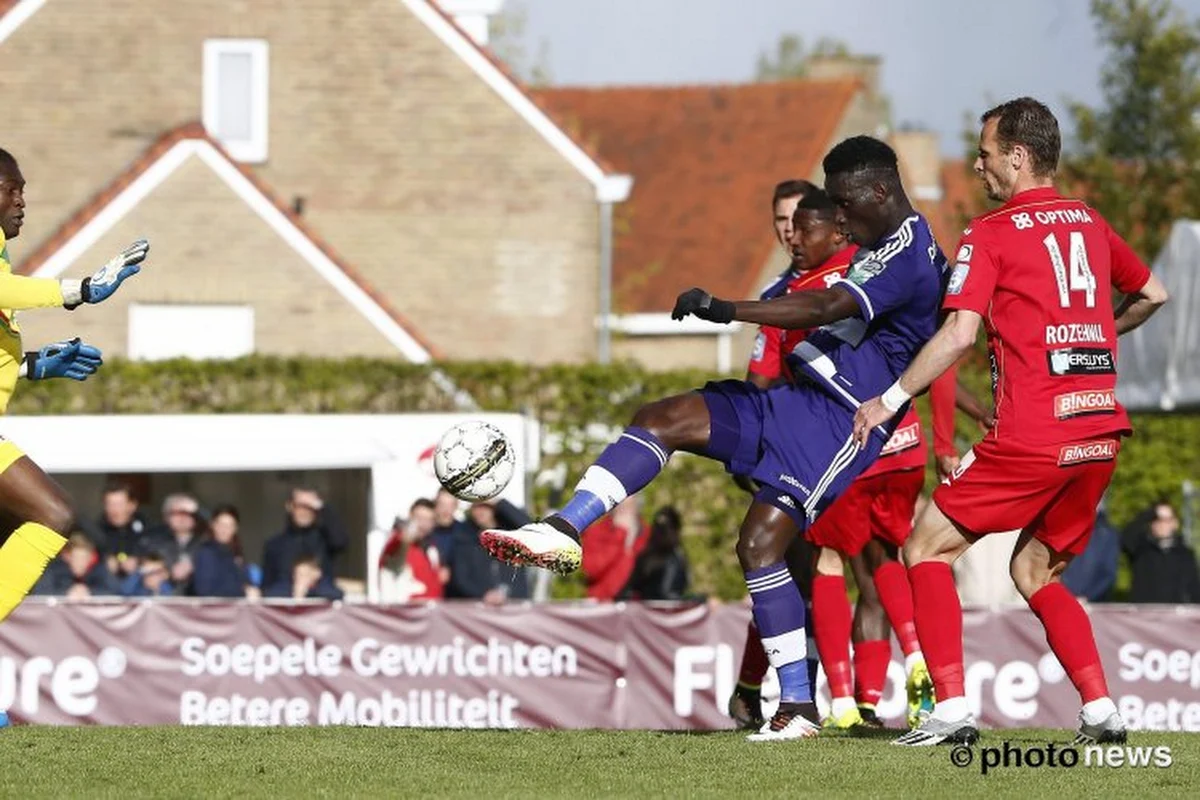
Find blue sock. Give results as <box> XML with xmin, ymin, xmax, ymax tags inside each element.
<box><xmin>746</xmin><ymin>562</ymin><xmax>812</xmax><ymax>704</ymax></box>
<box><xmin>806</xmin><ymin>601</ymin><xmax>820</xmax><ymax>687</ymax></box>
<box><xmin>554</xmin><ymin>427</ymin><xmax>671</xmax><ymax>534</ymax></box>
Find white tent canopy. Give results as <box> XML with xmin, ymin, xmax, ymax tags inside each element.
<box><xmin>1117</xmin><ymin>220</ymin><xmax>1200</xmax><ymax>412</ymax></box>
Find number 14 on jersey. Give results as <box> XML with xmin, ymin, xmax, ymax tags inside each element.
<box><xmin>1043</xmin><ymin>231</ymin><xmax>1096</xmax><ymax>308</ymax></box>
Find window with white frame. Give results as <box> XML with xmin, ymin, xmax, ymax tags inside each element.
<box><xmin>203</xmin><ymin>39</ymin><xmax>269</xmax><ymax>163</ymax></box>
<box><xmin>128</xmin><ymin>304</ymin><xmax>255</xmax><ymax>361</ymax></box>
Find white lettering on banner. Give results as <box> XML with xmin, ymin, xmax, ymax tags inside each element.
<box><xmin>1045</xmin><ymin>323</ymin><xmax>1107</xmax><ymax>345</ymax></box>
<box><xmin>0</xmin><ymin>647</ymin><xmax>125</xmax><ymax>717</ymax></box>
<box><xmin>180</xmin><ymin>691</ymin><xmax>310</xmax><ymax>726</ymax></box>
<box><xmin>179</xmin><ymin>635</ymin><xmax>579</xmax><ymax>683</ymax></box>
<box><xmin>1118</xmin><ymin>643</ymin><xmax>1200</xmax><ymax>689</ymax></box>
<box><xmin>673</xmin><ymin>645</ymin><xmax>734</xmax><ymax>716</ymax></box>
<box><xmin>317</xmin><ymin>689</ymin><xmax>520</xmax><ymax>728</ymax></box>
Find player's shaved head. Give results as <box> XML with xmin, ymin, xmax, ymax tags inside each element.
<box><xmin>0</xmin><ymin>149</ymin><xmax>17</xmax><ymax>179</ymax></box>
<box><xmin>980</xmin><ymin>97</ymin><xmax>1060</xmax><ymax>177</ymax></box>
<box><xmin>822</xmin><ymin>136</ymin><xmax>912</xmax><ymax>248</ymax></box>
<box><xmin>822</xmin><ymin>136</ymin><xmax>900</xmax><ymax>186</ymax></box>
<box><xmin>793</xmin><ymin>188</ymin><xmax>838</xmax><ymax>221</ymax></box>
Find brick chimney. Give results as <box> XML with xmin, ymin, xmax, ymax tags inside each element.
<box><xmin>435</xmin><ymin>0</ymin><xmax>506</xmax><ymax>45</ymax></box>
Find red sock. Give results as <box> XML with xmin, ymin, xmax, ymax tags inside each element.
<box><xmin>1029</xmin><ymin>582</ymin><xmax>1109</xmax><ymax>703</ymax></box>
<box><xmin>909</xmin><ymin>561</ymin><xmax>964</xmax><ymax>699</ymax></box>
<box><xmin>873</xmin><ymin>560</ymin><xmax>921</xmax><ymax>656</ymax></box>
<box><xmin>812</xmin><ymin>574</ymin><xmax>854</xmax><ymax>699</ymax></box>
<box><xmin>737</xmin><ymin>621</ymin><xmax>769</xmax><ymax>688</ymax></box>
<box><xmin>854</xmin><ymin>640</ymin><xmax>891</xmax><ymax>706</ymax></box>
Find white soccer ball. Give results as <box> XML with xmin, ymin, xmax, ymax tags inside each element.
<box><xmin>433</xmin><ymin>421</ymin><xmax>516</xmax><ymax>502</ymax></box>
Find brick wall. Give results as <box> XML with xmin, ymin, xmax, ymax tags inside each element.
<box><xmin>2</xmin><ymin>0</ymin><xmax>601</xmax><ymax>363</ymax></box>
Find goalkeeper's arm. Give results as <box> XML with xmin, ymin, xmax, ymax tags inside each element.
<box><xmin>0</xmin><ymin>239</ymin><xmax>150</xmax><ymax>310</ymax></box>
<box><xmin>0</xmin><ymin>273</ymin><xmax>72</xmax><ymax>310</ymax></box>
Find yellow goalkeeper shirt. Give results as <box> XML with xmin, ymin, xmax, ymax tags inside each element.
<box><xmin>0</xmin><ymin>230</ymin><xmax>67</xmax><ymax>413</ymax></box>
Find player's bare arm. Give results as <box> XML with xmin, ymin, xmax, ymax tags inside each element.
<box><xmin>852</xmin><ymin>310</ymin><xmax>983</xmax><ymax>448</ymax></box>
<box><xmin>672</xmin><ymin>284</ymin><xmax>860</xmax><ymax>330</ymax></box>
<box><xmin>1114</xmin><ymin>272</ymin><xmax>1168</xmax><ymax>335</ymax></box>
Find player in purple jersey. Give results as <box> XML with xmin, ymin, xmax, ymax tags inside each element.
<box><xmin>481</xmin><ymin>137</ymin><xmax>946</xmax><ymax>741</ymax></box>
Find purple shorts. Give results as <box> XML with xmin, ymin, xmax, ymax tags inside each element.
<box><xmin>701</xmin><ymin>379</ymin><xmax>886</xmax><ymax>529</ymax></box>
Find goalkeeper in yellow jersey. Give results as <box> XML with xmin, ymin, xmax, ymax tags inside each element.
<box><xmin>0</xmin><ymin>147</ymin><xmax>148</xmax><ymax>621</ymax></box>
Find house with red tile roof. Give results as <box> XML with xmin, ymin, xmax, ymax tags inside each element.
<box><xmin>534</xmin><ymin>59</ymin><xmax>976</xmax><ymax>372</ymax></box>
<box><xmin>0</xmin><ymin>0</ymin><xmax>630</xmax><ymax>364</ymax></box>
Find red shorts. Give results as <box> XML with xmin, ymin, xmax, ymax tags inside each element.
<box><xmin>933</xmin><ymin>435</ymin><xmax>1120</xmax><ymax>555</ymax></box>
<box><xmin>807</xmin><ymin>468</ymin><xmax>925</xmax><ymax>556</ymax></box>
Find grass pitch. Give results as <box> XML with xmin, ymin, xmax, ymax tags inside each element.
<box><xmin>0</xmin><ymin>726</ymin><xmax>1196</xmax><ymax>799</ymax></box>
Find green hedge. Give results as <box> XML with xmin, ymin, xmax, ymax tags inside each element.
<box><xmin>10</xmin><ymin>357</ymin><xmax>1199</xmax><ymax>599</ymax></box>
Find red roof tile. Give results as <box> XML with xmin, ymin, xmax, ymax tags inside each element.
<box><xmin>17</xmin><ymin>122</ymin><xmax>442</xmax><ymax>359</ymax></box>
<box><xmin>532</xmin><ymin>80</ymin><xmax>862</xmax><ymax>313</ymax></box>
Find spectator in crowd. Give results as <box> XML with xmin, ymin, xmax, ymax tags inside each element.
<box><xmin>265</xmin><ymin>554</ymin><xmax>344</xmax><ymax>601</ymax></box>
<box><xmin>446</xmin><ymin>499</ymin><xmax>530</xmax><ymax>604</ymax></box>
<box><xmin>1123</xmin><ymin>500</ymin><xmax>1200</xmax><ymax>604</ymax></box>
<box><xmin>121</xmin><ymin>552</ymin><xmax>175</xmax><ymax>598</ymax></box>
<box><xmin>141</xmin><ymin>492</ymin><xmax>206</xmax><ymax>593</ymax></box>
<box><xmin>581</xmin><ymin>496</ymin><xmax>649</xmax><ymax>600</ymax></box>
<box><xmin>620</xmin><ymin>506</ymin><xmax>691</xmax><ymax>601</ymax></box>
<box><xmin>262</xmin><ymin>488</ymin><xmax>349</xmax><ymax>592</ymax></box>
<box><xmin>430</xmin><ymin>488</ymin><xmax>467</xmax><ymax>585</ymax></box>
<box><xmin>192</xmin><ymin>505</ymin><xmax>258</xmax><ymax>599</ymax></box>
<box><xmin>1062</xmin><ymin>501</ymin><xmax>1120</xmax><ymax>602</ymax></box>
<box><xmin>34</xmin><ymin>533</ymin><xmax>121</xmax><ymax>599</ymax></box>
<box><xmin>85</xmin><ymin>479</ymin><xmax>149</xmax><ymax>580</ymax></box>
<box><xmin>378</xmin><ymin>498</ymin><xmax>443</xmax><ymax>603</ymax></box>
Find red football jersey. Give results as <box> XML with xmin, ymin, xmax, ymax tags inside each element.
<box><xmin>746</xmin><ymin>245</ymin><xmax>927</xmax><ymax>476</ymax></box>
<box><xmin>942</xmin><ymin>187</ymin><xmax>1151</xmax><ymax>448</ymax></box>
<box><xmin>747</xmin><ymin>249</ymin><xmax>853</xmax><ymax>381</ymax></box>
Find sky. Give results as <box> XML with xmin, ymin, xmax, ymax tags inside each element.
<box><xmin>504</xmin><ymin>0</ymin><xmax>1200</xmax><ymax>155</ymax></box>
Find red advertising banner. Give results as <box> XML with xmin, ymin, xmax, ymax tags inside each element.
<box><xmin>0</xmin><ymin>600</ymin><xmax>1197</xmax><ymax>732</ymax></box>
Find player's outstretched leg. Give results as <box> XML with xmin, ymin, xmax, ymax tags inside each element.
<box><xmin>1010</xmin><ymin>535</ymin><xmax>1126</xmax><ymax>745</ymax></box>
<box><xmin>737</xmin><ymin>502</ymin><xmax>821</xmax><ymax>742</ymax></box>
<box><xmin>479</xmin><ymin>392</ymin><xmax>712</xmax><ymax>575</ymax></box>
<box><xmin>892</xmin><ymin>501</ymin><xmax>978</xmax><ymax>747</ymax></box>
<box><xmin>865</xmin><ymin>540</ymin><xmax>932</xmax><ymax>728</ymax></box>
<box><xmin>811</xmin><ymin>546</ymin><xmax>862</xmax><ymax>729</ymax></box>
<box><xmin>0</xmin><ymin>454</ymin><xmax>76</xmax><ymax>620</ymax></box>
<box><xmin>849</xmin><ymin>549</ymin><xmax>890</xmax><ymax>728</ymax></box>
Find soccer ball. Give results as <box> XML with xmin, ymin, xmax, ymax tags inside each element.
<box><xmin>433</xmin><ymin>421</ymin><xmax>516</xmax><ymax>502</ymax></box>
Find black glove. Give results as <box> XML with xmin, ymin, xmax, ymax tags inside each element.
<box><xmin>672</xmin><ymin>288</ymin><xmax>735</xmax><ymax>324</ymax></box>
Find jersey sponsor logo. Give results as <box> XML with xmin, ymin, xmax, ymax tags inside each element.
<box><xmin>1054</xmin><ymin>389</ymin><xmax>1117</xmax><ymax>420</ymax></box>
<box><xmin>946</xmin><ymin>263</ymin><xmax>970</xmax><ymax>295</ymax></box>
<box><xmin>1057</xmin><ymin>439</ymin><xmax>1118</xmax><ymax>466</ymax></box>
<box><xmin>847</xmin><ymin>257</ymin><xmax>886</xmax><ymax>285</ymax></box>
<box><xmin>1047</xmin><ymin>347</ymin><xmax>1115</xmax><ymax>376</ymax></box>
<box><xmin>1034</xmin><ymin>208</ymin><xmax>1094</xmax><ymax>225</ymax></box>
<box><xmin>751</xmin><ymin>332</ymin><xmax>766</xmax><ymax>362</ymax></box>
<box><xmin>956</xmin><ymin>244</ymin><xmax>974</xmax><ymax>263</ymax></box>
<box><xmin>880</xmin><ymin>422</ymin><xmax>921</xmax><ymax>455</ymax></box>
<box><xmin>1011</xmin><ymin>208</ymin><xmax>1095</xmax><ymax>229</ymax></box>
<box><xmin>1045</xmin><ymin>323</ymin><xmax>1107</xmax><ymax>345</ymax></box>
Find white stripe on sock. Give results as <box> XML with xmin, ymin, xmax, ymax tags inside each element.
<box><xmin>748</xmin><ymin>575</ymin><xmax>793</xmax><ymax>594</ymax></box>
<box><xmin>760</xmin><ymin>628</ymin><xmax>808</xmax><ymax>669</ymax></box>
<box><xmin>620</xmin><ymin>433</ymin><xmax>667</xmax><ymax>468</ymax></box>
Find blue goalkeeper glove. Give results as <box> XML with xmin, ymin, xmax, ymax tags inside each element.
<box><xmin>62</xmin><ymin>239</ymin><xmax>150</xmax><ymax>309</ymax></box>
<box><xmin>24</xmin><ymin>338</ymin><xmax>103</xmax><ymax>381</ymax></box>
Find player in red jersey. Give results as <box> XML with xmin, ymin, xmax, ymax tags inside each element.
<box><xmin>854</xmin><ymin>98</ymin><xmax>1169</xmax><ymax>746</ymax></box>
